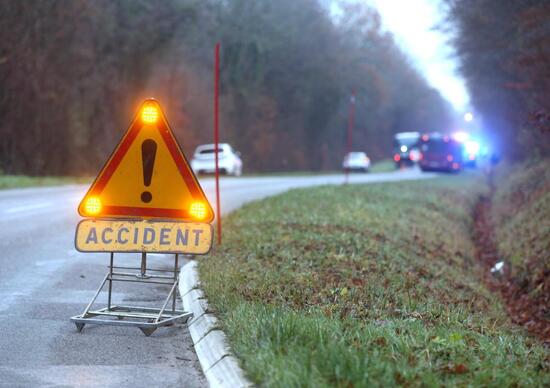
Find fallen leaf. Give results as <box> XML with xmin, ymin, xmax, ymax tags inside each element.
<box><xmin>443</xmin><ymin>363</ymin><xmax>469</xmax><ymax>374</ymax></box>
<box><xmin>374</xmin><ymin>337</ymin><xmax>387</xmax><ymax>346</ymax></box>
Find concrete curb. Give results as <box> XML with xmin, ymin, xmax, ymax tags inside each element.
<box><xmin>180</xmin><ymin>260</ymin><xmax>252</xmax><ymax>388</ymax></box>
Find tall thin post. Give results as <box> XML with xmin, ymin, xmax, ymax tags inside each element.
<box><xmin>214</xmin><ymin>42</ymin><xmax>222</xmax><ymax>244</ymax></box>
<box><xmin>345</xmin><ymin>90</ymin><xmax>356</xmax><ymax>184</ymax></box>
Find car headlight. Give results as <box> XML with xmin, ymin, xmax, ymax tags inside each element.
<box><xmin>465</xmin><ymin>141</ymin><xmax>480</xmax><ymax>155</ymax></box>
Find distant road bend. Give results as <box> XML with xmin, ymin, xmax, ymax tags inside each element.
<box><xmin>0</xmin><ymin>169</ymin><xmax>433</xmax><ymax>387</ymax></box>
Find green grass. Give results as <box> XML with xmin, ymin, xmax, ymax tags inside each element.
<box><xmin>199</xmin><ymin>173</ymin><xmax>549</xmax><ymax>386</ymax></box>
<box><xmin>370</xmin><ymin>159</ymin><xmax>396</xmax><ymax>173</ymax></box>
<box><xmin>0</xmin><ymin>175</ymin><xmax>90</xmax><ymax>190</ymax></box>
<box><xmin>241</xmin><ymin>170</ymin><xmax>341</xmax><ymax>177</ymax></box>
<box><xmin>491</xmin><ymin>158</ymin><xmax>550</xmax><ymax>286</ymax></box>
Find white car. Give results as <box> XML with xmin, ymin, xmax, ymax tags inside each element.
<box><xmin>342</xmin><ymin>152</ymin><xmax>370</xmax><ymax>172</ymax></box>
<box><xmin>190</xmin><ymin>143</ymin><xmax>243</xmax><ymax>176</ymax></box>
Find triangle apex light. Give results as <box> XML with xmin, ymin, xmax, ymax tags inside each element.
<box><xmin>78</xmin><ymin>99</ymin><xmax>214</xmax><ymax>223</ymax></box>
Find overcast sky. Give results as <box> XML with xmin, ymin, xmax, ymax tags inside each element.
<box><xmin>367</xmin><ymin>0</ymin><xmax>470</xmax><ymax>111</ymax></box>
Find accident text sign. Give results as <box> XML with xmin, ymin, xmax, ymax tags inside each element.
<box><xmin>75</xmin><ymin>219</ymin><xmax>213</xmax><ymax>254</ymax></box>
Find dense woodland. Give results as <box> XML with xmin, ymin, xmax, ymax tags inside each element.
<box><xmin>446</xmin><ymin>0</ymin><xmax>550</xmax><ymax>159</ymax></box>
<box><xmin>0</xmin><ymin>0</ymin><xmax>448</xmax><ymax>174</ymax></box>
<box><xmin>0</xmin><ymin>0</ymin><xmax>454</xmax><ymax>175</ymax></box>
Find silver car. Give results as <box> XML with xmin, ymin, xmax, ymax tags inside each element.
<box><xmin>342</xmin><ymin>152</ymin><xmax>370</xmax><ymax>172</ymax></box>
<box><xmin>190</xmin><ymin>143</ymin><xmax>243</xmax><ymax>176</ymax></box>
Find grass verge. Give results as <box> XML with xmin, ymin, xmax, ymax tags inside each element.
<box><xmin>199</xmin><ymin>173</ymin><xmax>549</xmax><ymax>386</ymax></box>
<box><xmin>241</xmin><ymin>170</ymin><xmax>341</xmax><ymax>177</ymax></box>
<box><xmin>369</xmin><ymin>159</ymin><xmax>396</xmax><ymax>173</ymax></box>
<box><xmin>0</xmin><ymin>175</ymin><xmax>90</xmax><ymax>190</ymax></box>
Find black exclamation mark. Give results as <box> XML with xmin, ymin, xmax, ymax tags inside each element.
<box><xmin>141</xmin><ymin>139</ymin><xmax>157</xmax><ymax>203</ymax></box>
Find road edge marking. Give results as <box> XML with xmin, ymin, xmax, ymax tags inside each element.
<box><xmin>180</xmin><ymin>260</ymin><xmax>252</xmax><ymax>388</ymax></box>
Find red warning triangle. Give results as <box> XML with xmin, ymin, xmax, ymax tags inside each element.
<box><xmin>78</xmin><ymin>99</ymin><xmax>214</xmax><ymax>223</ymax></box>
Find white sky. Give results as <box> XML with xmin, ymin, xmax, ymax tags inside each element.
<box><xmin>367</xmin><ymin>0</ymin><xmax>469</xmax><ymax>110</ymax></box>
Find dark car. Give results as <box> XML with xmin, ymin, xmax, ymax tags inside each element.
<box><xmin>393</xmin><ymin>132</ymin><xmax>421</xmax><ymax>168</ymax></box>
<box><xmin>419</xmin><ymin>133</ymin><xmax>464</xmax><ymax>173</ymax></box>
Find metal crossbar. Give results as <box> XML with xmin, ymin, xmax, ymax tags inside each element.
<box><xmin>70</xmin><ymin>252</ymin><xmax>192</xmax><ymax>336</ymax></box>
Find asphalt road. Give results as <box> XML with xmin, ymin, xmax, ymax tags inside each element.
<box><xmin>0</xmin><ymin>168</ymin><xmax>432</xmax><ymax>387</ymax></box>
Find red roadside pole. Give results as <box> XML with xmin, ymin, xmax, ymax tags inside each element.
<box><xmin>214</xmin><ymin>42</ymin><xmax>222</xmax><ymax>245</ymax></box>
<box><xmin>345</xmin><ymin>90</ymin><xmax>356</xmax><ymax>184</ymax></box>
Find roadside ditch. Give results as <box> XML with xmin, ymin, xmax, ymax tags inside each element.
<box><xmin>473</xmin><ymin>170</ymin><xmax>549</xmax><ymax>344</ymax></box>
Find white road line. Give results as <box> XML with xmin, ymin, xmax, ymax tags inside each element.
<box><xmin>4</xmin><ymin>202</ymin><xmax>52</xmax><ymax>214</ymax></box>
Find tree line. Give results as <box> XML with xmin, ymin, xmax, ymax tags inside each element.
<box><xmin>446</xmin><ymin>0</ymin><xmax>549</xmax><ymax>159</ymax></box>
<box><xmin>0</xmin><ymin>0</ymin><xmax>452</xmax><ymax>175</ymax></box>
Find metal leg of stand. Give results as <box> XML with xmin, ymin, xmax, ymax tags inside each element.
<box><xmin>82</xmin><ymin>274</ymin><xmax>109</xmax><ymax>317</ymax></box>
<box><xmin>155</xmin><ymin>278</ymin><xmax>179</xmax><ymax>324</ymax></box>
<box><xmin>172</xmin><ymin>254</ymin><xmax>179</xmax><ymax>313</ymax></box>
<box><xmin>139</xmin><ymin>252</ymin><xmax>147</xmax><ymax>278</ymax></box>
<box><xmin>73</xmin><ymin>273</ymin><xmax>109</xmax><ymax>332</ymax></box>
<box><xmin>107</xmin><ymin>252</ymin><xmax>114</xmax><ymax>311</ymax></box>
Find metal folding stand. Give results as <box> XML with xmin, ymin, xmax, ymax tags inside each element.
<box><xmin>71</xmin><ymin>252</ymin><xmax>192</xmax><ymax>336</ymax></box>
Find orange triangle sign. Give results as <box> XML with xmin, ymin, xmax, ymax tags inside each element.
<box><xmin>78</xmin><ymin>99</ymin><xmax>214</xmax><ymax>223</ymax></box>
